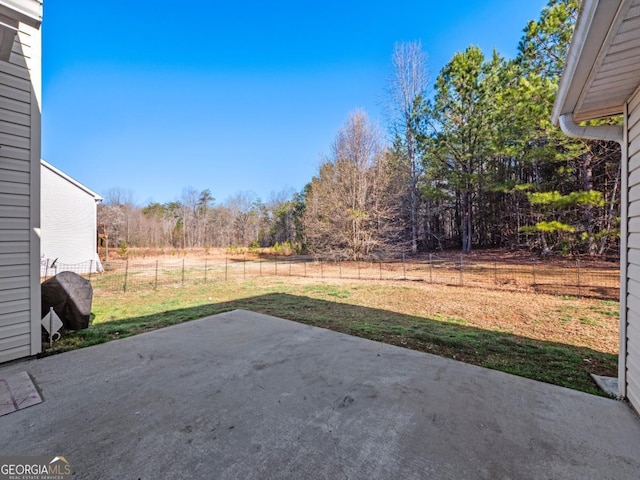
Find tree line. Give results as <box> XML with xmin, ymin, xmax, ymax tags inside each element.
<box><xmin>100</xmin><ymin>0</ymin><xmax>621</xmax><ymax>259</ymax></box>
<box><xmin>98</xmin><ymin>187</ymin><xmax>303</xmax><ymax>252</ymax></box>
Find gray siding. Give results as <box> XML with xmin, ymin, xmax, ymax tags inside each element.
<box><xmin>0</xmin><ymin>13</ymin><xmax>40</xmax><ymax>364</ymax></box>
<box><xmin>626</xmin><ymin>88</ymin><xmax>640</xmax><ymax>409</ymax></box>
<box><xmin>41</xmin><ymin>162</ymin><xmax>100</xmax><ymax>273</ymax></box>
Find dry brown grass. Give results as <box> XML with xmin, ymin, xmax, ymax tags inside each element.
<box><xmin>252</xmin><ymin>276</ymin><xmax>619</xmax><ymax>354</ymax></box>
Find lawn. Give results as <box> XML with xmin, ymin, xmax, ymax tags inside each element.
<box><xmin>43</xmin><ymin>276</ymin><xmax>619</xmax><ymax>396</ymax></box>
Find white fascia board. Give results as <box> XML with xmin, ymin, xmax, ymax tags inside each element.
<box><xmin>552</xmin><ymin>0</ymin><xmax>625</xmax><ymax>124</ymax></box>
<box><xmin>41</xmin><ymin>159</ymin><xmax>103</xmax><ymax>202</ymax></box>
<box><xmin>0</xmin><ymin>0</ymin><xmax>42</xmax><ymax>27</ymax></box>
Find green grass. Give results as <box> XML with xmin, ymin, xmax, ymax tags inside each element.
<box><xmin>41</xmin><ymin>280</ymin><xmax>619</xmax><ymax>397</ymax></box>
<box><xmin>302</xmin><ymin>285</ymin><xmax>351</xmax><ymax>298</ymax></box>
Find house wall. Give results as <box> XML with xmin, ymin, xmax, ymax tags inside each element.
<box><xmin>626</xmin><ymin>88</ymin><xmax>640</xmax><ymax>410</ymax></box>
<box><xmin>41</xmin><ymin>163</ymin><xmax>100</xmax><ymax>275</ymax></box>
<box><xmin>0</xmin><ymin>10</ymin><xmax>41</xmax><ymax>363</ymax></box>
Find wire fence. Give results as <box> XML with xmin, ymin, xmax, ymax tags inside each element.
<box><xmin>44</xmin><ymin>253</ymin><xmax>621</xmax><ymax>300</ymax></box>
<box><xmin>40</xmin><ymin>258</ymin><xmax>100</xmax><ymax>277</ymax></box>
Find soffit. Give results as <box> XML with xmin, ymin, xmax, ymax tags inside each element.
<box><xmin>553</xmin><ymin>0</ymin><xmax>640</xmax><ymax>123</ymax></box>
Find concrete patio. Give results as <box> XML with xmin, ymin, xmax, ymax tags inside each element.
<box><xmin>0</xmin><ymin>310</ymin><xmax>639</xmax><ymax>479</ymax></box>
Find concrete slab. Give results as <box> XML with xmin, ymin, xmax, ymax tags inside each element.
<box><xmin>0</xmin><ymin>310</ymin><xmax>638</xmax><ymax>479</ymax></box>
<box><xmin>590</xmin><ymin>374</ymin><xmax>620</xmax><ymax>398</ymax></box>
<box><xmin>0</xmin><ymin>371</ymin><xmax>42</xmax><ymax>416</ymax></box>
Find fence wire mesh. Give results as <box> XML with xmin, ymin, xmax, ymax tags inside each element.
<box><xmin>44</xmin><ymin>254</ymin><xmax>620</xmax><ymax>300</ymax></box>
<box><xmin>40</xmin><ymin>259</ymin><xmax>99</xmax><ymax>278</ymax></box>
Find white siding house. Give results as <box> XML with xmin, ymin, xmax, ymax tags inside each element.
<box><xmin>553</xmin><ymin>0</ymin><xmax>640</xmax><ymax>412</ymax></box>
<box><xmin>40</xmin><ymin>160</ymin><xmax>102</xmax><ymax>276</ymax></box>
<box><xmin>0</xmin><ymin>0</ymin><xmax>42</xmax><ymax>363</ymax></box>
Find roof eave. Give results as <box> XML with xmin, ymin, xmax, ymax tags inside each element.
<box><xmin>0</xmin><ymin>0</ymin><xmax>42</xmax><ymax>28</ymax></box>
<box><xmin>41</xmin><ymin>159</ymin><xmax>103</xmax><ymax>202</ymax></box>
<box><xmin>552</xmin><ymin>0</ymin><xmax>625</xmax><ymax>125</ymax></box>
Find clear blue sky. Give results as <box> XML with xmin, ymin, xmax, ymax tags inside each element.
<box><xmin>42</xmin><ymin>0</ymin><xmax>548</xmax><ymax>206</ymax></box>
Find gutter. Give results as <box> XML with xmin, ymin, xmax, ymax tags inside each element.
<box><xmin>558</xmin><ymin>113</ymin><xmax>623</xmax><ymax>146</ymax></box>
<box><xmin>551</xmin><ymin>0</ymin><xmax>601</xmax><ymax>125</ymax></box>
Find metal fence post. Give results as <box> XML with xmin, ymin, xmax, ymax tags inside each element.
<box><xmin>123</xmin><ymin>260</ymin><xmax>129</xmax><ymax>293</ymax></box>
<box><xmin>155</xmin><ymin>260</ymin><xmax>159</xmax><ymax>289</ymax></box>
<box><xmin>225</xmin><ymin>256</ymin><xmax>228</xmax><ymax>281</ymax></box>
<box><xmin>429</xmin><ymin>254</ymin><xmax>433</xmax><ymax>283</ymax></box>
<box><xmin>49</xmin><ymin>307</ymin><xmax>54</xmax><ymax>348</ymax></box>
<box><xmin>532</xmin><ymin>260</ymin><xmax>536</xmax><ymax>289</ymax></box>
<box><xmin>304</xmin><ymin>259</ymin><xmax>307</xmax><ymax>277</ymax></box>
<box><xmin>402</xmin><ymin>254</ymin><xmax>406</xmax><ymax>280</ymax></box>
<box><xmin>204</xmin><ymin>258</ymin><xmax>208</xmax><ymax>283</ymax></box>
<box><xmin>339</xmin><ymin>259</ymin><xmax>341</xmax><ymax>278</ymax></box>
<box><xmin>88</xmin><ymin>260</ymin><xmax>93</xmax><ymax>281</ymax></box>
<box><xmin>320</xmin><ymin>260</ymin><xmax>324</xmax><ymax>279</ymax></box>
<box><xmin>358</xmin><ymin>260</ymin><xmax>361</xmax><ymax>280</ymax></box>
<box><xmin>577</xmin><ymin>259</ymin><xmax>581</xmax><ymax>297</ymax></box>
<box><xmin>181</xmin><ymin>259</ymin><xmax>185</xmax><ymax>286</ymax></box>
<box><xmin>275</xmin><ymin>256</ymin><xmax>278</xmax><ymax>275</ymax></box>
<box><xmin>243</xmin><ymin>253</ymin><xmax>246</xmax><ymax>279</ymax></box>
<box><xmin>259</xmin><ymin>258</ymin><xmax>262</xmax><ymax>276</ymax></box>
<box><xmin>379</xmin><ymin>259</ymin><xmax>383</xmax><ymax>280</ymax></box>
<box><xmin>459</xmin><ymin>254</ymin><xmax>463</xmax><ymax>286</ymax></box>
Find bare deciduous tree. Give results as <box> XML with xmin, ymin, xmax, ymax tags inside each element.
<box><xmin>97</xmin><ymin>188</ymin><xmax>136</xmax><ymax>247</ymax></box>
<box><xmin>303</xmin><ymin>110</ymin><xmax>404</xmax><ymax>260</ymax></box>
<box><xmin>225</xmin><ymin>192</ymin><xmax>260</xmax><ymax>246</ymax></box>
<box><xmin>387</xmin><ymin>41</ymin><xmax>430</xmax><ymax>254</ymax></box>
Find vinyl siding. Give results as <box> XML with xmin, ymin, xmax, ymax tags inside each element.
<box><xmin>628</xmin><ymin>320</ymin><xmax>640</xmax><ymax>408</ymax></box>
<box><xmin>40</xmin><ymin>162</ymin><xmax>100</xmax><ymax>274</ymax></box>
<box><xmin>0</xmin><ymin>6</ymin><xmax>40</xmax><ymax>364</ymax></box>
<box><xmin>626</xmin><ymin>88</ymin><xmax>640</xmax><ymax>410</ymax></box>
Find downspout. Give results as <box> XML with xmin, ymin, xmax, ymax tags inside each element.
<box><xmin>619</xmin><ymin>102</ymin><xmax>629</xmax><ymax>399</ymax></box>
<box><xmin>558</xmin><ymin>113</ymin><xmax>623</xmax><ymax>145</ymax></box>
<box><xmin>559</xmin><ymin>111</ymin><xmax>626</xmax><ymax>399</ymax></box>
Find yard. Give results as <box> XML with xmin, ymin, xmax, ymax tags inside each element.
<box><xmin>51</xmin><ymin>248</ymin><xmax>620</xmax><ymax>300</ymax></box>
<box><xmin>43</xmin><ymin>274</ymin><xmax>619</xmax><ymax>397</ymax></box>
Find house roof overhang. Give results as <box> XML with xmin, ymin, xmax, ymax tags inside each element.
<box><xmin>41</xmin><ymin>159</ymin><xmax>104</xmax><ymax>203</ymax></box>
<box><xmin>0</xmin><ymin>1</ymin><xmax>41</xmax><ymax>61</ymax></box>
<box><xmin>552</xmin><ymin>0</ymin><xmax>640</xmax><ymax>125</ymax></box>
<box><xmin>0</xmin><ymin>0</ymin><xmax>42</xmax><ymax>28</ymax></box>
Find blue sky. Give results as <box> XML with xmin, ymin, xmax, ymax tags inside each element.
<box><xmin>42</xmin><ymin>1</ymin><xmax>548</xmax><ymax>206</ymax></box>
